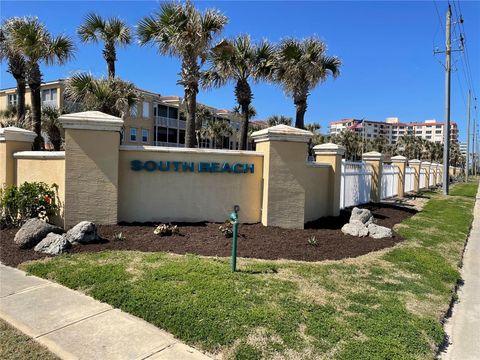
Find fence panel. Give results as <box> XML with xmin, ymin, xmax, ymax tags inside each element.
<box><xmin>419</xmin><ymin>168</ymin><xmax>427</xmax><ymax>189</ymax></box>
<box><xmin>381</xmin><ymin>164</ymin><xmax>399</xmax><ymax>199</ymax></box>
<box><xmin>429</xmin><ymin>168</ymin><xmax>435</xmax><ymax>187</ymax></box>
<box><xmin>405</xmin><ymin>166</ymin><xmax>415</xmax><ymax>193</ymax></box>
<box><xmin>340</xmin><ymin>160</ymin><xmax>372</xmax><ymax>209</ymax></box>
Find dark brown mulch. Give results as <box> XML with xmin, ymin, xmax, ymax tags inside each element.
<box><xmin>0</xmin><ymin>203</ymin><xmax>416</xmax><ymax>267</ymax></box>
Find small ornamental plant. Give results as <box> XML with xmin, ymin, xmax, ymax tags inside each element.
<box><xmin>113</xmin><ymin>232</ymin><xmax>126</xmax><ymax>241</ymax></box>
<box><xmin>153</xmin><ymin>223</ymin><xmax>179</xmax><ymax>237</ymax></box>
<box><xmin>307</xmin><ymin>236</ymin><xmax>318</xmax><ymax>247</ymax></box>
<box><xmin>219</xmin><ymin>220</ymin><xmax>233</xmax><ymax>238</ymax></box>
<box><xmin>0</xmin><ymin>182</ymin><xmax>59</xmax><ymax>228</ymax></box>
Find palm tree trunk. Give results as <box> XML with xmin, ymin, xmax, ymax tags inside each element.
<box><xmin>104</xmin><ymin>44</ymin><xmax>116</xmax><ymax>79</ymax></box>
<box><xmin>107</xmin><ymin>60</ymin><xmax>115</xmax><ymax>79</ymax></box>
<box><xmin>239</xmin><ymin>103</ymin><xmax>249</xmax><ymax>150</ymax></box>
<box><xmin>28</xmin><ymin>64</ymin><xmax>43</xmax><ymax>150</ymax></box>
<box><xmin>13</xmin><ymin>75</ymin><xmax>26</xmax><ymax>126</ymax></box>
<box><xmin>294</xmin><ymin>95</ymin><xmax>307</xmax><ymax>129</ymax></box>
<box><xmin>181</xmin><ymin>56</ymin><xmax>199</xmax><ymax>148</ymax></box>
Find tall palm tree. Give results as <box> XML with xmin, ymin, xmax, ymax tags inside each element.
<box><xmin>138</xmin><ymin>1</ymin><xmax>227</xmax><ymax>148</ymax></box>
<box><xmin>41</xmin><ymin>106</ymin><xmax>63</xmax><ymax>151</ymax></box>
<box><xmin>64</xmin><ymin>73</ymin><xmax>139</xmax><ymax>118</ymax></box>
<box><xmin>202</xmin><ymin>35</ymin><xmax>275</xmax><ymax>150</ymax></box>
<box><xmin>200</xmin><ymin>120</ymin><xmax>232</xmax><ymax>149</ymax></box>
<box><xmin>267</xmin><ymin>115</ymin><xmax>292</xmax><ymax>127</ymax></box>
<box><xmin>275</xmin><ymin>37</ymin><xmax>341</xmax><ymax>129</ymax></box>
<box><xmin>8</xmin><ymin>17</ymin><xmax>74</xmax><ymax>150</ymax></box>
<box><xmin>305</xmin><ymin>122</ymin><xmax>321</xmax><ymax>134</ymax></box>
<box><xmin>77</xmin><ymin>13</ymin><xmax>131</xmax><ymax>79</ymax></box>
<box><xmin>0</xmin><ymin>19</ymin><xmax>27</xmax><ymax>126</ymax></box>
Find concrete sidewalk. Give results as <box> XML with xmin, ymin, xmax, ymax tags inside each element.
<box><xmin>0</xmin><ymin>264</ymin><xmax>211</xmax><ymax>360</ymax></box>
<box><xmin>442</xmin><ymin>183</ymin><xmax>480</xmax><ymax>360</ymax></box>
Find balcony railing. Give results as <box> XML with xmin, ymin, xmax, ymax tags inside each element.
<box><xmin>153</xmin><ymin>141</ymin><xmax>185</xmax><ymax>148</ymax></box>
<box><xmin>41</xmin><ymin>100</ymin><xmax>58</xmax><ymax>108</ymax></box>
<box><xmin>154</xmin><ymin>116</ymin><xmax>186</xmax><ymax>129</ymax></box>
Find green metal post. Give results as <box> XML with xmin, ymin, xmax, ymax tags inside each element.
<box><xmin>232</xmin><ymin>220</ymin><xmax>238</xmax><ymax>272</ymax></box>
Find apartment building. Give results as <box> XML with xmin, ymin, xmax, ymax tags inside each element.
<box><xmin>329</xmin><ymin>117</ymin><xmax>458</xmax><ymax>144</ymax></box>
<box><xmin>0</xmin><ymin>79</ymin><xmax>241</xmax><ymax>149</ymax></box>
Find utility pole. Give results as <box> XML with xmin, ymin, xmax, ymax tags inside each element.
<box><xmin>442</xmin><ymin>5</ymin><xmax>452</xmax><ymax>194</ymax></box>
<box><xmin>473</xmin><ymin>117</ymin><xmax>477</xmax><ymax>176</ymax></box>
<box><xmin>466</xmin><ymin>90</ymin><xmax>470</xmax><ymax>181</ymax></box>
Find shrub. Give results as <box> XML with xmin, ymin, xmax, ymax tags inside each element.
<box><xmin>219</xmin><ymin>220</ymin><xmax>233</xmax><ymax>238</ymax></box>
<box><xmin>0</xmin><ymin>182</ymin><xmax>59</xmax><ymax>228</ymax></box>
<box><xmin>113</xmin><ymin>232</ymin><xmax>126</xmax><ymax>241</ymax></box>
<box><xmin>153</xmin><ymin>224</ymin><xmax>179</xmax><ymax>236</ymax></box>
<box><xmin>307</xmin><ymin>236</ymin><xmax>318</xmax><ymax>246</ymax></box>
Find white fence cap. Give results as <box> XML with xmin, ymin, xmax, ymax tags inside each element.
<box><xmin>59</xmin><ymin>111</ymin><xmax>124</xmax><ymax>132</ymax></box>
<box><xmin>362</xmin><ymin>151</ymin><xmax>383</xmax><ymax>161</ymax></box>
<box><xmin>408</xmin><ymin>159</ymin><xmax>422</xmax><ymax>164</ymax></box>
<box><xmin>251</xmin><ymin>124</ymin><xmax>313</xmax><ymax>143</ymax></box>
<box><xmin>391</xmin><ymin>155</ymin><xmax>407</xmax><ymax>163</ymax></box>
<box><xmin>0</xmin><ymin>127</ymin><xmax>36</xmax><ymax>143</ymax></box>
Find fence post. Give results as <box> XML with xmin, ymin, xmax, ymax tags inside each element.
<box><xmin>252</xmin><ymin>124</ymin><xmax>313</xmax><ymax>229</ymax></box>
<box><xmin>59</xmin><ymin>111</ymin><xmax>123</xmax><ymax>228</ymax></box>
<box><xmin>313</xmin><ymin>143</ymin><xmax>345</xmax><ymax>216</ymax></box>
<box><xmin>409</xmin><ymin>159</ymin><xmax>422</xmax><ymax>192</ymax></box>
<box><xmin>421</xmin><ymin>162</ymin><xmax>431</xmax><ymax>188</ymax></box>
<box><xmin>0</xmin><ymin>127</ymin><xmax>36</xmax><ymax>187</ymax></box>
<box><xmin>391</xmin><ymin>155</ymin><xmax>407</xmax><ymax>198</ymax></box>
<box><xmin>362</xmin><ymin>151</ymin><xmax>384</xmax><ymax>203</ymax></box>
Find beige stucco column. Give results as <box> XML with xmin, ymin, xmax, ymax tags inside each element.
<box><xmin>313</xmin><ymin>143</ymin><xmax>345</xmax><ymax>216</ymax></box>
<box><xmin>362</xmin><ymin>151</ymin><xmax>384</xmax><ymax>203</ymax></box>
<box><xmin>409</xmin><ymin>159</ymin><xmax>422</xmax><ymax>192</ymax></box>
<box><xmin>60</xmin><ymin>111</ymin><xmax>123</xmax><ymax>228</ymax></box>
<box><xmin>0</xmin><ymin>127</ymin><xmax>36</xmax><ymax>187</ymax></box>
<box><xmin>251</xmin><ymin>124</ymin><xmax>313</xmax><ymax>229</ymax></box>
<box><xmin>391</xmin><ymin>155</ymin><xmax>407</xmax><ymax>198</ymax></box>
<box><xmin>421</xmin><ymin>161</ymin><xmax>431</xmax><ymax>188</ymax></box>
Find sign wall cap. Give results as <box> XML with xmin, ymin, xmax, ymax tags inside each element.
<box><xmin>422</xmin><ymin>161</ymin><xmax>432</xmax><ymax>166</ymax></box>
<box><xmin>362</xmin><ymin>151</ymin><xmax>383</xmax><ymax>161</ymax></box>
<box><xmin>0</xmin><ymin>126</ymin><xmax>36</xmax><ymax>143</ymax></box>
<box><xmin>59</xmin><ymin>111</ymin><xmax>124</xmax><ymax>132</ymax></box>
<box><xmin>251</xmin><ymin>124</ymin><xmax>313</xmax><ymax>143</ymax></box>
<box><xmin>313</xmin><ymin>142</ymin><xmax>346</xmax><ymax>155</ymax></box>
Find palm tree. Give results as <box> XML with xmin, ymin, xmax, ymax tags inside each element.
<box><xmin>267</xmin><ymin>115</ymin><xmax>292</xmax><ymax>127</ymax></box>
<box><xmin>77</xmin><ymin>13</ymin><xmax>131</xmax><ymax>79</ymax></box>
<box><xmin>0</xmin><ymin>19</ymin><xmax>27</xmax><ymax>126</ymax></box>
<box><xmin>64</xmin><ymin>73</ymin><xmax>139</xmax><ymax>118</ymax></box>
<box><xmin>275</xmin><ymin>37</ymin><xmax>341</xmax><ymax>129</ymax></box>
<box><xmin>8</xmin><ymin>17</ymin><xmax>74</xmax><ymax>150</ymax></box>
<box><xmin>138</xmin><ymin>1</ymin><xmax>227</xmax><ymax>148</ymax></box>
<box><xmin>41</xmin><ymin>106</ymin><xmax>63</xmax><ymax>151</ymax></box>
<box><xmin>305</xmin><ymin>122</ymin><xmax>321</xmax><ymax>134</ymax></box>
<box><xmin>0</xmin><ymin>104</ymin><xmax>32</xmax><ymax>129</ymax></box>
<box><xmin>200</xmin><ymin>120</ymin><xmax>233</xmax><ymax>149</ymax></box>
<box><xmin>202</xmin><ymin>35</ymin><xmax>275</xmax><ymax>150</ymax></box>
<box><xmin>331</xmin><ymin>130</ymin><xmax>362</xmax><ymax>161</ymax></box>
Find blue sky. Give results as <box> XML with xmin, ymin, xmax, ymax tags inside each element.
<box><xmin>1</xmin><ymin>1</ymin><xmax>479</xmax><ymax>142</ymax></box>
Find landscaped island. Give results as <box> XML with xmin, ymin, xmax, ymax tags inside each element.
<box><xmin>1</xmin><ymin>181</ymin><xmax>476</xmax><ymax>359</ymax></box>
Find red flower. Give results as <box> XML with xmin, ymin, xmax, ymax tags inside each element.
<box><xmin>44</xmin><ymin>195</ymin><xmax>52</xmax><ymax>204</ymax></box>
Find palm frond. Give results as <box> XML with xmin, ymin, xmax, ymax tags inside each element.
<box><xmin>77</xmin><ymin>13</ymin><xmax>105</xmax><ymax>43</ymax></box>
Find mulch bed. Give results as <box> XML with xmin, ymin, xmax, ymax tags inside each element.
<box><xmin>0</xmin><ymin>203</ymin><xmax>417</xmax><ymax>267</ymax></box>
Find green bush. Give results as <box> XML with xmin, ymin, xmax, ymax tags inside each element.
<box><xmin>0</xmin><ymin>182</ymin><xmax>59</xmax><ymax>228</ymax></box>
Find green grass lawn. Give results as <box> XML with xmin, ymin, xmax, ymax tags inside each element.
<box><xmin>0</xmin><ymin>320</ymin><xmax>59</xmax><ymax>360</ymax></box>
<box><xmin>22</xmin><ymin>181</ymin><xmax>478</xmax><ymax>360</ymax></box>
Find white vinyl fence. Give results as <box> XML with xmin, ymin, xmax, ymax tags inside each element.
<box><xmin>340</xmin><ymin>160</ymin><xmax>372</xmax><ymax>209</ymax></box>
<box><xmin>381</xmin><ymin>164</ymin><xmax>399</xmax><ymax>199</ymax></box>
<box><xmin>429</xmin><ymin>168</ymin><xmax>435</xmax><ymax>187</ymax></box>
<box><xmin>419</xmin><ymin>168</ymin><xmax>427</xmax><ymax>189</ymax></box>
<box><xmin>405</xmin><ymin>166</ymin><xmax>415</xmax><ymax>193</ymax></box>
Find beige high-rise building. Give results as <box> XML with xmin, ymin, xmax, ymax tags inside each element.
<box><xmin>329</xmin><ymin>116</ymin><xmax>458</xmax><ymax>144</ymax></box>
<box><xmin>0</xmin><ymin>79</ymin><xmax>241</xmax><ymax>149</ymax></box>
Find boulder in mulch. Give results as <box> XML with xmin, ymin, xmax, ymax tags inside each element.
<box><xmin>341</xmin><ymin>220</ymin><xmax>369</xmax><ymax>237</ymax></box>
<box><xmin>34</xmin><ymin>233</ymin><xmax>71</xmax><ymax>255</ymax></box>
<box><xmin>14</xmin><ymin>218</ymin><xmax>64</xmax><ymax>249</ymax></box>
<box><xmin>367</xmin><ymin>223</ymin><xmax>393</xmax><ymax>239</ymax></box>
<box><xmin>350</xmin><ymin>207</ymin><xmax>374</xmax><ymax>225</ymax></box>
<box><xmin>66</xmin><ymin>221</ymin><xmax>98</xmax><ymax>244</ymax></box>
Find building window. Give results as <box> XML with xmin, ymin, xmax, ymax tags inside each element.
<box><xmin>130</xmin><ymin>104</ymin><xmax>138</xmax><ymax>117</ymax></box>
<box><xmin>7</xmin><ymin>94</ymin><xmax>17</xmax><ymax>106</ymax></box>
<box><xmin>179</xmin><ymin>129</ymin><xmax>185</xmax><ymax>144</ymax></box>
<box><xmin>168</xmin><ymin>128</ymin><xmax>177</xmax><ymax>143</ymax></box>
<box><xmin>41</xmin><ymin>89</ymin><xmax>57</xmax><ymax>106</ymax></box>
<box><xmin>130</xmin><ymin>128</ymin><xmax>137</xmax><ymax>142</ymax></box>
<box><xmin>142</xmin><ymin>129</ymin><xmax>148</xmax><ymax>143</ymax></box>
<box><xmin>426</xmin><ymin>131</ymin><xmax>432</xmax><ymax>134</ymax></box>
<box><xmin>157</xmin><ymin>127</ymin><xmax>168</xmax><ymax>142</ymax></box>
<box><xmin>143</xmin><ymin>102</ymin><xmax>150</xmax><ymax>118</ymax></box>
<box><xmin>157</xmin><ymin>105</ymin><xmax>168</xmax><ymax>118</ymax></box>
<box><xmin>168</xmin><ymin>107</ymin><xmax>178</xmax><ymax>120</ymax></box>
<box><xmin>435</xmin><ymin>130</ymin><xmax>442</xmax><ymax>134</ymax></box>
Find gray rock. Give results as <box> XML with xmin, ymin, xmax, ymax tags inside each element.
<box><xmin>34</xmin><ymin>233</ymin><xmax>71</xmax><ymax>255</ymax></box>
<box><xmin>368</xmin><ymin>223</ymin><xmax>393</xmax><ymax>239</ymax></box>
<box><xmin>66</xmin><ymin>221</ymin><xmax>97</xmax><ymax>244</ymax></box>
<box><xmin>341</xmin><ymin>220</ymin><xmax>369</xmax><ymax>237</ymax></box>
<box><xmin>14</xmin><ymin>218</ymin><xmax>64</xmax><ymax>249</ymax></box>
<box><xmin>350</xmin><ymin>207</ymin><xmax>374</xmax><ymax>225</ymax></box>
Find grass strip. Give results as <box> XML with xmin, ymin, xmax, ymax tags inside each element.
<box><xmin>23</xmin><ymin>181</ymin><xmax>478</xmax><ymax>359</ymax></box>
